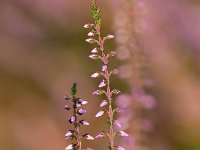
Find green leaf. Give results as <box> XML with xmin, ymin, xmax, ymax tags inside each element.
<box><xmin>71</xmin><ymin>83</ymin><xmax>77</xmax><ymax>96</ymax></box>
<box><xmin>91</xmin><ymin>0</ymin><xmax>101</xmax><ymax>26</ymax></box>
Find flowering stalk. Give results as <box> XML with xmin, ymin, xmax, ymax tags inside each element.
<box><xmin>84</xmin><ymin>1</ymin><xmax>128</xmax><ymax>149</ymax></box>
<box><xmin>113</xmin><ymin>1</ymin><xmax>156</xmax><ymax>149</ymax></box>
<box><xmin>64</xmin><ymin>83</ymin><xmax>94</xmax><ymax>150</ymax></box>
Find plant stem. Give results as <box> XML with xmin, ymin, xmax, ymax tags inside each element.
<box><xmin>73</xmin><ymin>97</ymin><xmax>82</xmax><ymax>150</ymax></box>
<box><xmin>96</xmin><ymin>25</ymin><xmax>115</xmax><ymax>150</ymax></box>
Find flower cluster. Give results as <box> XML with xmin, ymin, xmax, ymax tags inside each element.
<box><xmin>64</xmin><ymin>83</ymin><xmax>94</xmax><ymax>150</ymax></box>
<box><xmin>84</xmin><ymin>1</ymin><xmax>128</xmax><ymax>150</ymax></box>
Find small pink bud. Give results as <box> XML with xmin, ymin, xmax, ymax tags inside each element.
<box><xmin>89</xmin><ymin>54</ymin><xmax>100</xmax><ymax>60</ymax></box>
<box><xmin>109</xmin><ymin>51</ymin><xmax>116</xmax><ymax>57</ymax></box>
<box><xmin>98</xmin><ymin>80</ymin><xmax>106</xmax><ymax>88</ymax></box>
<box><xmin>78</xmin><ymin>109</ymin><xmax>86</xmax><ymax>115</ymax></box>
<box><xmin>102</xmin><ymin>65</ymin><xmax>107</xmax><ymax>72</ymax></box>
<box><xmin>114</xmin><ymin>120</ymin><xmax>122</xmax><ymax>128</ymax></box>
<box><xmin>117</xmin><ymin>146</ymin><xmax>125</xmax><ymax>150</ymax></box>
<box><xmin>68</xmin><ymin>116</ymin><xmax>76</xmax><ymax>123</ymax></box>
<box><xmin>92</xmin><ymin>90</ymin><xmax>105</xmax><ymax>95</ymax></box>
<box><xmin>83</xmin><ymin>134</ymin><xmax>94</xmax><ymax>140</ymax></box>
<box><xmin>64</xmin><ymin>105</ymin><xmax>70</xmax><ymax>110</ymax></box>
<box><xmin>65</xmin><ymin>144</ymin><xmax>73</xmax><ymax>150</ymax></box>
<box><xmin>100</xmin><ymin>100</ymin><xmax>108</xmax><ymax>107</ymax></box>
<box><xmin>107</xmin><ymin>34</ymin><xmax>114</xmax><ymax>39</ymax></box>
<box><xmin>83</xmin><ymin>23</ymin><xmax>94</xmax><ymax>28</ymax></box>
<box><xmin>91</xmin><ymin>72</ymin><xmax>100</xmax><ymax>78</ymax></box>
<box><xmin>78</xmin><ymin>99</ymin><xmax>88</xmax><ymax>105</ymax></box>
<box><xmin>95</xmin><ymin>111</ymin><xmax>105</xmax><ymax>118</ymax></box>
<box><xmin>88</xmin><ymin>32</ymin><xmax>95</xmax><ymax>36</ymax></box>
<box><xmin>111</xmin><ymin>69</ymin><xmax>119</xmax><ymax>75</ymax></box>
<box><xmin>80</xmin><ymin>120</ymin><xmax>90</xmax><ymax>126</ymax></box>
<box><xmin>65</xmin><ymin>130</ymin><xmax>73</xmax><ymax>139</ymax></box>
<box><xmin>112</xmin><ymin>89</ymin><xmax>121</xmax><ymax>95</ymax></box>
<box><xmin>91</xmin><ymin>48</ymin><xmax>98</xmax><ymax>53</ymax></box>
<box><xmin>86</xmin><ymin>38</ymin><xmax>96</xmax><ymax>43</ymax></box>
<box><xmin>95</xmin><ymin>131</ymin><xmax>107</xmax><ymax>139</ymax></box>
<box><xmin>95</xmin><ymin>133</ymin><xmax>104</xmax><ymax>139</ymax></box>
<box><xmin>118</xmin><ymin>131</ymin><xmax>129</xmax><ymax>137</ymax></box>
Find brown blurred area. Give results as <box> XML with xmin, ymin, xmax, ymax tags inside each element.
<box><xmin>0</xmin><ymin>0</ymin><xmax>200</xmax><ymax>150</ymax></box>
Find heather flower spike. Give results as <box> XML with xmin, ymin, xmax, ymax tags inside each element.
<box><xmin>84</xmin><ymin>1</ymin><xmax>128</xmax><ymax>149</ymax></box>
<box><xmin>64</xmin><ymin>83</ymin><xmax>93</xmax><ymax>150</ymax></box>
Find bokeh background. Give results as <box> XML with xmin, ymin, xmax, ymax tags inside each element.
<box><xmin>0</xmin><ymin>0</ymin><xmax>200</xmax><ymax>150</ymax></box>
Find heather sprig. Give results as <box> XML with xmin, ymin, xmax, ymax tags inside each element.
<box><xmin>64</xmin><ymin>83</ymin><xmax>94</xmax><ymax>150</ymax></box>
<box><xmin>84</xmin><ymin>1</ymin><xmax>128</xmax><ymax>150</ymax></box>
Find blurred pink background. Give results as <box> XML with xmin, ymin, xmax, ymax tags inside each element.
<box><xmin>0</xmin><ymin>0</ymin><xmax>200</xmax><ymax>150</ymax></box>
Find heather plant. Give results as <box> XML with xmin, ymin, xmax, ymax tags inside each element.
<box><xmin>84</xmin><ymin>0</ymin><xmax>128</xmax><ymax>150</ymax></box>
<box><xmin>64</xmin><ymin>83</ymin><xmax>94</xmax><ymax>150</ymax></box>
<box><xmin>113</xmin><ymin>1</ymin><xmax>156</xmax><ymax>149</ymax></box>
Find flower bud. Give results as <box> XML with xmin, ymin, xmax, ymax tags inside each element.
<box><xmin>91</xmin><ymin>48</ymin><xmax>98</xmax><ymax>53</ymax></box>
<box><xmin>111</xmin><ymin>89</ymin><xmax>121</xmax><ymax>95</ymax></box>
<box><xmin>64</xmin><ymin>105</ymin><xmax>71</xmax><ymax>110</ymax></box>
<box><xmin>86</xmin><ymin>38</ymin><xmax>96</xmax><ymax>44</ymax></box>
<box><xmin>114</xmin><ymin>120</ymin><xmax>122</xmax><ymax>128</ymax></box>
<box><xmin>91</xmin><ymin>72</ymin><xmax>100</xmax><ymax>78</ymax></box>
<box><xmin>64</xmin><ymin>95</ymin><xmax>70</xmax><ymax>100</ymax></box>
<box><xmin>98</xmin><ymin>80</ymin><xmax>106</xmax><ymax>88</ymax></box>
<box><xmin>117</xmin><ymin>146</ymin><xmax>125</xmax><ymax>150</ymax></box>
<box><xmin>89</xmin><ymin>54</ymin><xmax>100</xmax><ymax>60</ymax></box>
<box><xmin>92</xmin><ymin>90</ymin><xmax>105</xmax><ymax>95</ymax></box>
<box><xmin>95</xmin><ymin>110</ymin><xmax>105</xmax><ymax>118</ymax></box>
<box><xmin>79</xmin><ymin>120</ymin><xmax>90</xmax><ymax>126</ymax></box>
<box><xmin>102</xmin><ymin>65</ymin><xmax>107</xmax><ymax>72</ymax></box>
<box><xmin>100</xmin><ymin>100</ymin><xmax>108</xmax><ymax>107</ymax></box>
<box><xmin>107</xmin><ymin>34</ymin><xmax>115</xmax><ymax>39</ymax></box>
<box><xmin>117</xmin><ymin>131</ymin><xmax>129</xmax><ymax>137</ymax></box>
<box><xmin>83</xmin><ymin>134</ymin><xmax>94</xmax><ymax>140</ymax></box>
<box><xmin>68</xmin><ymin>116</ymin><xmax>76</xmax><ymax>123</ymax></box>
<box><xmin>65</xmin><ymin>144</ymin><xmax>74</xmax><ymax>150</ymax></box>
<box><xmin>88</xmin><ymin>32</ymin><xmax>95</xmax><ymax>36</ymax></box>
<box><xmin>111</xmin><ymin>69</ymin><xmax>119</xmax><ymax>75</ymax></box>
<box><xmin>83</xmin><ymin>23</ymin><xmax>94</xmax><ymax>28</ymax></box>
<box><xmin>77</xmin><ymin>109</ymin><xmax>86</xmax><ymax>115</ymax></box>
